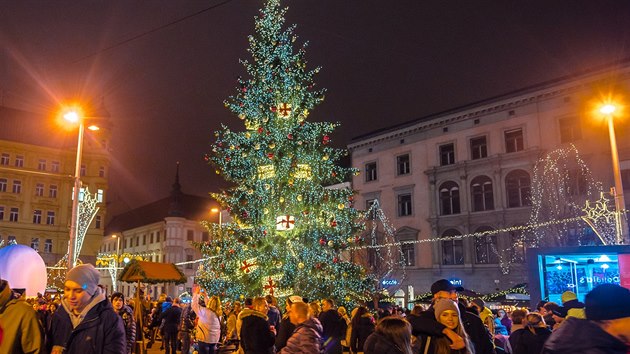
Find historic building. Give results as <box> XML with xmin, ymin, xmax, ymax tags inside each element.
<box><xmin>349</xmin><ymin>61</ymin><xmax>630</xmax><ymax>303</ymax></box>
<box><xmin>0</xmin><ymin>104</ymin><xmax>112</xmax><ymax>267</ymax></box>
<box><xmin>100</xmin><ymin>165</ymin><xmax>218</xmax><ymax>299</ymax></box>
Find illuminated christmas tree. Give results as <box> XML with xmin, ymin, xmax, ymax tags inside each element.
<box><xmin>195</xmin><ymin>0</ymin><xmax>372</xmax><ymax>303</ymax></box>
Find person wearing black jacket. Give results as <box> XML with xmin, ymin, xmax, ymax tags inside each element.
<box><xmin>240</xmin><ymin>297</ymin><xmax>276</xmax><ymax>354</ymax></box>
<box><xmin>160</xmin><ymin>298</ymin><xmax>182</xmax><ymax>354</ymax></box>
<box><xmin>408</xmin><ymin>279</ymin><xmax>495</xmax><ymax>354</ymax></box>
<box><xmin>319</xmin><ymin>299</ymin><xmax>346</xmax><ymax>354</ymax></box>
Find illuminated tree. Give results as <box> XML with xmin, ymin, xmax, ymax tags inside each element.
<box><xmin>195</xmin><ymin>0</ymin><xmax>372</xmax><ymax>303</ymax></box>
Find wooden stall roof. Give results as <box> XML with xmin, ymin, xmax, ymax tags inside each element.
<box><xmin>118</xmin><ymin>260</ymin><xmax>187</xmax><ymax>284</ymax></box>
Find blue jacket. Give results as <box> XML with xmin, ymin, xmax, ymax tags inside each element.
<box><xmin>47</xmin><ymin>289</ymin><xmax>126</xmax><ymax>354</ymax></box>
<box><xmin>542</xmin><ymin>317</ymin><xmax>627</xmax><ymax>354</ymax></box>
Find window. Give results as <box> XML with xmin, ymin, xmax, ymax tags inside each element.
<box><xmin>559</xmin><ymin>117</ymin><xmax>582</xmax><ymax>143</ymax></box>
<box><xmin>35</xmin><ymin>183</ymin><xmax>44</xmax><ymax>197</ymax></box>
<box><xmin>439</xmin><ymin>143</ymin><xmax>455</xmax><ymax>166</ymax></box>
<box><xmin>442</xmin><ymin>229</ymin><xmax>464</xmax><ymax>265</ymax></box>
<box><xmin>136</xmin><ymin>237</ymin><xmax>139</xmax><ymax>247</ymax></box>
<box><xmin>187</xmin><ymin>230</ymin><xmax>194</xmax><ymax>241</ymax></box>
<box><xmin>125</xmin><ymin>239</ymin><xmax>130</xmax><ymax>248</ymax></box>
<box><xmin>505</xmin><ymin>129</ymin><xmax>524</xmax><ymax>153</ymax></box>
<box><xmin>0</xmin><ymin>206</ymin><xmax>4</xmax><ymax>220</ymax></box>
<box><xmin>12</xmin><ymin>180</ymin><xmax>21</xmax><ymax>194</ymax></box>
<box><xmin>33</xmin><ymin>210</ymin><xmax>42</xmax><ymax>224</ymax></box>
<box><xmin>401</xmin><ymin>243</ymin><xmax>415</xmax><ymax>266</ymax></box>
<box><xmin>9</xmin><ymin>208</ymin><xmax>19</xmax><ymax>222</ymax></box>
<box><xmin>397</xmin><ymin>154</ymin><xmax>410</xmax><ymax>175</ymax></box>
<box><xmin>474</xmin><ymin>226</ymin><xmax>498</xmax><ymax>264</ymax></box>
<box><xmin>99</xmin><ymin>166</ymin><xmax>106</xmax><ymax>178</ymax></box>
<box><xmin>38</xmin><ymin>159</ymin><xmax>46</xmax><ymax>171</ymax></box>
<box><xmin>51</xmin><ymin>161</ymin><xmax>60</xmax><ymax>173</ymax></box>
<box><xmin>143</xmin><ymin>235</ymin><xmax>146</xmax><ymax>245</ymax></box>
<box><xmin>0</xmin><ymin>178</ymin><xmax>6</xmax><ymax>192</ymax></box>
<box><xmin>470</xmin><ymin>136</ymin><xmax>488</xmax><ymax>160</ymax></box>
<box><xmin>49</xmin><ymin>185</ymin><xmax>58</xmax><ymax>198</ymax></box>
<box><xmin>567</xmin><ymin>169</ymin><xmax>587</xmax><ymax>196</ymax></box>
<box><xmin>365</xmin><ymin>162</ymin><xmax>377</xmax><ymax>182</ymax></box>
<box><xmin>97</xmin><ymin>189</ymin><xmax>104</xmax><ymax>203</ymax></box>
<box><xmin>156</xmin><ymin>231</ymin><xmax>160</xmax><ymax>242</ymax></box>
<box><xmin>186</xmin><ymin>255</ymin><xmax>193</xmax><ymax>269</ymax></box>
<box><xmin>95</xmin><ymin>215</ymin><xmax>102</xmax><ymax>229</ymax></box>
<box><xmin>0</xmin><ymin>153</ymin><xmax>8</xmax><ymax>165</ymax></box>
<box><xmin>14</xmin><ymin>155</ymin><xmax>24</xmax><ymax>167</ymax></box>
<box><xmin>202</xmin><ymin>232</ymin><xmax>210</xmax><ymax>242</ymax></box>
<box><xmin>471</xmin><ymin>176</ymin><xmax>494</xmax><ymax>211</ymax></box>
<box><xmin>31</xmin><ymin>238</ymin><xmax>40</xmax><ymax>251</ymax></box>
<box><xmin>439</xmin><ymin>181</ymin><xmax>460</xmax><ymax>215</ymax></box>
<box><xmin>623</xmin><ymin>170</ymin><xmax>630</xmax><ymax>190</ymax></box>
<box><xmin>510</xmin><ymin>229</ymin><xmax>526</xmax><ymax>263</ymax></box>
<box><xmin>44</xmin><ymin>239</ymin><xmax>53</xmax><ymax>253</ymax></box>
<box><xmin>397</xmin><ymin>193</ymin><xmax>412</xmax><ymax>217</ymax></box>
<box><xmin>80</xmin><ymin>164</ymin><xmax>86</xmax><ymax>176</ymax></box>
<box><xmin>46</xmin><ymin>211</ymin><xmax>55</xmax><ymax>225</ymax></box>
<box><xmin>506</xmin><ymin>170</ymin><xmax>531</xmax><ymax>208</ymax></box>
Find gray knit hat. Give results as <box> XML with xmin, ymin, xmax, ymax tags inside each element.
<box><xmin>433</xmin><ymin>298</ymin><xmax>459</xmax><ymax>320</ymax></box>
<box><xmin>66</xmin><ymin>264</ymin><xmax>100</xmax><ymax>296</ymax></box>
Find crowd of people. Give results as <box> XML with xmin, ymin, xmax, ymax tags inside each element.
<box><xmin>1</xmin><ymin>267</ymin><xmax>629</xmax><ymax>354</ymax></box>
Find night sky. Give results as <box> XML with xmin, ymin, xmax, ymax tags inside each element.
<box><xmin>2</xmin><ymin>1</ymin><xmax>630</xmax><ymax>216</ymax></box>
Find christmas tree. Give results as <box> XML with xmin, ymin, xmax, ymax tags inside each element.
<box><xmin>196</xmin><ymin>0</ymin><xmax>372</xmax><ymax>303</ymax></box>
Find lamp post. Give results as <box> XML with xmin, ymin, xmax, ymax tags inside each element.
<box><xmin>211</xmin><ymin>207</ymin><xmax>222</xmax><ymax>237</ymax></box>
<box><xmin>112</xmin><ymin>234</ymin><xmax>120</xmax><ymax>291</ymax></box>
<box><xmin>599</xmin><ymin>103</ymin><xmax>629</xmax><ymax>244</ymax></box>
<box><xmin>63</xmin><ymin>107</ymin><xmax>100</xmax><ymax>269</ymax></box>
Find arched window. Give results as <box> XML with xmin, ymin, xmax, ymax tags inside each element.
<box><xmin>439</xmin><ymin>181</ymin><xmax>460</xmax><ymax>215</ymax></box>
<box><xmin>474</xmin><ymin>226</ymin><xmax>498</xmax><ymax>264</ymax></box>
<box><xmin>471</xmin><ymin>175</ymin><xmax>494</xmax><ymax>212</ymax></box>
<box><xmin>506</xmin><ymin>170</ymin><xmax>531</xmax><ymax>208</ymax></box>
<box><xmin>442</xmin><ymin>229</ymin><xmax>464</xmax><ymax>265</ymax></box>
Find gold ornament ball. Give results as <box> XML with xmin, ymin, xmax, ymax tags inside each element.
<box><xmin>298</xmin><ymin>262</ymin><xmax>305</xmax><ymax>269</ymax></box>
<box><xmin>255</xmin><ymin>144</ymin><xmax>261</xmax><ymax>150</ymax></box>
<box><xmin>245</xmin><ymin>132</ymin><xmax>251</xmax><ymax>139</ymax></box>
<box><xmin>269</xmin><ymin>143</ymin><xmax>276</xmax><ymax>149</ymax></box>
<box><xmin>345</xmin><ymin>296</ymin><xmax>350</xmax><ymax>302</ymax></box>
<box><xmin>323</xmin><ymin>155</ymin><xmax>329</xmax><ymax>161</ymax></box>
<box><xmin>215</xmin><ymin>246</ymin><xmax>221</xmax><ymax>252</ymax></box>
<box><xmin>297</xmin><ymin>195</ymin><xmax>303</xmax><ymax>201</ymax></box>
<box><xmin>279</xmin><ymin>197</ymin><xmax>285</xmax><ymax>203</ymax></box>
<box><xmin>264</xmin><ymin>208</ymin><xmax>269</xmax><ymax>215</ymax></box>
<box><xmin>343</xmin><ymin>272</ymin><xmax>348</xmax><ymax>277</ymax></box>
<box><xmin>327</xmin><ymin>240</ymin><xmax>334</xmax><ymax>247</ymax></box>
<box><xmin>338</xmin><ymin>203</ymin><xmax>345</xmax><ymax>210</ymax></box>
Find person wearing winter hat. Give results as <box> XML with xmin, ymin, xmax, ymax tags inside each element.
<box><xmin>471</xmin><ymin>298</ymin><xmax>495</xmax><ymax>335</ymax></box>
<box><xmin>47</xmin><ymin>264</ymin><xmax>125</xmax><ymax>354</ymax></box>
<box><xmin>542</xmin><ymin>284</ymin><xmax>630</xmax><ymax>354</ymax></box>
<box><xmin>413</xmin><ymin>299</ymin><xmax>473</xmax><ymax>354</ymax></box>
<box><xmin>559</xmin><ymin>290</ymin><xmax>586</xmax><ymax>319</ymax></box>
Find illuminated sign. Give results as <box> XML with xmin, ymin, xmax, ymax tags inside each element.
<box><xmin>449</xmin><ymin>278</ymin><xmax>463</xmax><ymax>286</ymax></box>
<box><xmin>382</xmin><ymin>279</ymin><xmax>399</xmax><ymax>286</ymax></box>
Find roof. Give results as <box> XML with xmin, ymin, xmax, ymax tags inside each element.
<box><xmin>118</xmin><ymin>260</ymin><xmax>187</xmax><ymax>284</ymax></box>
<box><xmin>350</xmin><ymin>57</ymin><xmax>630</xmax><ymax>145</ymax></box>
<box><xmin>0</xmin><ymin>105</ymin><xmax>77</xmax><ymax>149</ymax></box>
<box><xmin>105</xmin><ymin>192</ymin><xmax>216</xmax><ymax>234</ymax></box>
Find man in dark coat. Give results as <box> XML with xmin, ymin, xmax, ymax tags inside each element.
<box><xmin>160</xmin><ymin>297</ymin><xmax>182</xmax><ymax>354</ymax></box>
<box><xmin>318</xmin><ymin>298</ymin><xmax>346</xmax><ymax>354</ymax></box>
<box><xmin>240</xmin><ymin>297</ymin><xmax>276</xmax><ymax>354</ymax></box>
<box><xmin>47</xmin><ymin>264</ymin><xmax>125</xmax><ymax>354</ymax></box>
<box><xmin>542</xmin><ymin>284</ymin><xmax>630</xmax><ymax>354</ymax></box>
<box><xmin>408</xmin><ymin>279</ymin><xmax>495</xmax><ymax>354</ymax></box>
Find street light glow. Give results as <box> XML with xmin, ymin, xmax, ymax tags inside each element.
<box><xmin>63</xmin><ymin>110</ymin><xmax>80</xmax><ymax>123</ymax></box>
<box><xmin>600</xmin><ymin>103</ymin><xmax>616</xmax><ymax>115</ymax></box>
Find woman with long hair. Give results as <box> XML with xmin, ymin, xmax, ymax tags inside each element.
<box><xmin>513</xmin><ymin>313</ymin><xmax>551</xmax><ymax>354</ymax></box>
<box><xmin>349</xmin><ymin>306</ymin><xmax>375</xmax><ymax>354</ymax></box>
<box><xmin>364</xmin><ymin>316</ymin><xmax>413</xmax><ymax>354</ymax></box>
<box><xmin>192</xmin><ymin>285</ymin><xmax>223</xmax><ymax>354</ymax></box>
<box><xmin>417</xmin><ymin>299</ymin><xmax>473</xmax><ymax>354</ymax></box>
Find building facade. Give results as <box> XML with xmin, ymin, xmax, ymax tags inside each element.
<box><xmin>0</xmin><ymin>104</ymin><xmax>112</xmax><ymax>267</ymax></box>
<box><xmin>100</xmin><ymin>166</ymin><xmax>218</xmax><ymax>299</ymax></box>
<box><xmin>349</xmin><ymin>62</ymin><xmax>630</xmax><ymax>303</ymax></box>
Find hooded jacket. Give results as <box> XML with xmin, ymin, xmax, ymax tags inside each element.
<box><xmin>47</xmin><ymin>287</ymin><xmax>125</xmax><ymax>354</ymax></box>
<box><xmin>349</xmin><ymin>313</ymin><xmax>375</xmax><ymax>353</ymax></box>
<box><xmin>117</xmin><ymin>305</ymin><xmax>136</xmax><ymax>354</ymax></box>
<box><xmin>541</xmin><ymin>317</ymin><xmax>627</xmax><ymax>354</ymax></box>
<box><xmin>279</xmin><ymin>317</ymin><xmax>323</xmax><ymax>354</ymax></box>
<box><xmin>0</xmin><ymin>280</ymin><xmax>45</xmax><ymax>354</ymax></box>
<box><xmin>513</xmin><ymin>327</ymin><xmax>551</xmax><ymax>354</ymax></box>
<box><xmin>240</xmin><ymin>308</ymin><xmax>275</xmax><ymax>354</ymax></box>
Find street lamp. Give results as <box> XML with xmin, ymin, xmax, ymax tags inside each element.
<box><xmin>63</xmin><ymin>106</ymin><xmax>100</xmax><ymax>269</ymax></box>
<box><xmin>112</xmin><ymin>234</ymin><xmax>121</xmax><ymax>291</ymax></box>
<box><xmin>598</xmin><ymin>102</ymin><xmax>629</xmax><ymax>244</ymax></box>
<box><xmin>211</xmin><ymin>208</ymin><xmax>222</xmax><ymax>237</ymax></box>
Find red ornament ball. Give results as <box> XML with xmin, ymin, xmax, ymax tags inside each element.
<box><xmin>257</xmin><ymin>127</ymin><xmax>264</xmax><ymax>134</ymax></box>
<box><xmin>287</xmin><ymin>133</ymin><xmax>293</xmax><ymax>140</ymax></box>
<box><xmin>319</xmin><ymin>238</ymin><xmax>326</xmax><ymax>245</ymax></box>
<box><xmin>271</xmin><ymin>106</ymin><xmax>277</xmax><ymax>112</ymax></box>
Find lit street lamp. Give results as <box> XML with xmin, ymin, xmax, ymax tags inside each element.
<box><xmin>63</xmin><ymin>106</ymin><xmax>100</xmax><ymax>269</ymax></box>
<box><xmin>211</xmin><ymin>207</ymin><xmax>222</xmax><ymax>237</ymax></box>
<box><xmin>599</xmin><ymin>103</ymin><xmax>629</xmax><ymax>244</ymax></box>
